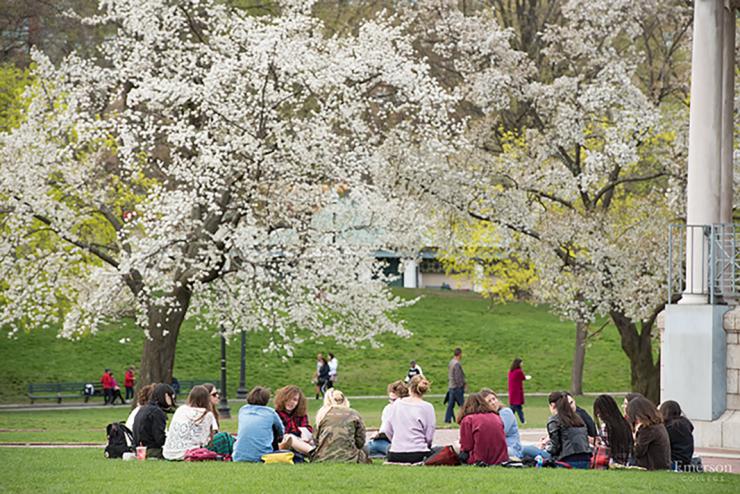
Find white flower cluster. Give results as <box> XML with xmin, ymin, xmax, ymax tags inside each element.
<box><xmin>0</xmin><ymin>0</ymin><xmax>458</xmax><ymax>354</ymax></box>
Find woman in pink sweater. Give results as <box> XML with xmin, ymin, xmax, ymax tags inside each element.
<box><xmin>380</xmin><ymin>375</ymin><xmax>436</xmax><ymax>464</ymax></box>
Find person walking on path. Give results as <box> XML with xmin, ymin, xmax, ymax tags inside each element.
<box><xmin>317</xmin><ymin>356</ymin><xmax>331</xmax><ymax>398</ymax></box>
<box><xmin>328</xmin><ymin>352</ymin><xmax>338</xmax><ymax>388</ymax></box>
<box><xmin>313</xmin><ymin>353</ymin><xmax>324</xmax><ymax>400</ymax></box>
<box><xmin>124</xmin><ymin>367</ymin><xmax>135</xmax><ymax>402</ymax></box>
<box><xmin>109</xmin><ymin>372</ymin><xmax>126</xmax><ymax>405</ymax></box>
<box><xmin>444</xmin><ymin>347</ymin><xmax>466</xmax><ymax>423</ymax></box>
<box><xmin>507</xmin><ymin>358</ymin><xmax>531</xmax><ymax>424</ymax></box>
<box><xmin>100</xmin><ymin>368</ymin><xmax>113</xmax><ymax>405</ymax></box>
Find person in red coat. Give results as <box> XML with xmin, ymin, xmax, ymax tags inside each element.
<box><xmin>100</xmin><ymin>368</ymin><xmax>113</xmax><ymax>405</ymax></box>
<box><xmin>124</xmin><ymin>367</ymin><xmax>135</xmax><ymax>402</ymax></box>
<box><xmin>507</xmin><ymin>358</ymin><xmax>531</xmax><ymax>424</ymax></box>
<box><xmin>457</xmin><ymin>393</ymin><xmax>508</xmax><ymax>465</ymax></box>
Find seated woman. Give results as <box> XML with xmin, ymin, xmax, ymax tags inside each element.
<box><xmin>626</xmin><ymin>396</ymin><xmax>671</xmax><ymax>470</ymax></box>
<box><xmin>125</xmin><ymin>383</ymin><xmax>156</xmax><ymax>432</ymax></box>
<box><xmin>380</xmin><ymin>375</ymin><xmax>436</xmax><ymax>464</ymax></box>
<box><xmin>479</xmin><ymin>388</ymin><xmax>549</xmax><ymax>461</ymax></box>
<box><xmin>163</xmin><ymin>385</ymin><xmax>217</xmax><ymax>460</ymax></box>
<box><xmin>310</xmin><ymin>389</ymin><xmax>370</xmax><ymax>463</ymax></box>
<box><xmin>132</xmin><ymin>383</ymin><xmax>176</xmax><ymax>459</ymax></box>
<box><xmin>367</xmin><ymin>380</ymin><xmax>409</xmax><ymax>458</ymax></box>
<box><xmin>593</xmin><ymin>394</ymin><xmax>633</xmax><ymax>466</ymax></box>
<box><xmin>543</xmin><ymin>391</ymin><xmax>591</xmax><ymax>469</ymax></box>
<box><xmin>203</xmin><ymin>383</ymin><xmax>236</xmax><ymax>455</ymax></box>
<box><xmin>457</xmin><ymin>393</ymin><xmax>508</xmax><ymax>465</ymax></box>
<box><xmin>660</xmin><ymin>400</ymin><xmax>694</xmax><ymax>471</ymax></box>
<box><xmin>274</xmin><ymin>385</ymin><xmax>314</xmax><ymax>459</ymax></box>
<box><xmin>233</xmin><ymin>387</ymin><xmax>285</xmax><ymax>462</ymax></box>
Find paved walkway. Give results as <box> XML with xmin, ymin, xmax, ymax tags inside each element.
<box><xmin>0</xmin><ymin>392</ymin><xmax>633</xmax><ymax>412</ymax></box>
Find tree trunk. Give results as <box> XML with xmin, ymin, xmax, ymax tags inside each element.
<box><xmin>139</xmin><ymin>287</ymin><xmax>192</xmax><ymax>386</ymax></box>
<box><xmin>571</xmin><ymin>319</ymin><xmax>588</xmax><ymax>395</ymax></box>
<box><xmin>610</xmin><ymin>309</ymin><xmax>661</xmax><ymax>403</ymax></box>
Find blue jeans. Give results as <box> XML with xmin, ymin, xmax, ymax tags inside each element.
<box><xmin>563</xmin><ymin>459</ymin><xmax>590</xmax><ymax>469</ymax></box>
<box><xmin>366</xmin><ymin>438</ymin><xmax>390</xmax><ymax>457</ymax></box>
<box><xmin>510</xmin><ymin>404</ymin><xmax>525</xmax><ymax>423</ymax></box>
<box><xmin>520</xmin><ymin>445</ymin><xmax>551</xmax><ymax>461</ymax></box>
<box><xmin>445</xmin><ymin>387</ymin><xmax>464</xmax><ymax>423</ymax></box>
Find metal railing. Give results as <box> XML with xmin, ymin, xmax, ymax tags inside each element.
<box><xmin>668</xmin><ymin>223</ymin><xmax>740</xmax><ymax>305</ymax></box>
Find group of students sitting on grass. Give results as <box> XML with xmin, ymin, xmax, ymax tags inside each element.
<box><xmin>119</xmin><ymin>376</ymin><xmax>696</xmax><ymax>470</ymax></box>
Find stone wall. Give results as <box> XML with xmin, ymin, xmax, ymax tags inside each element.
<box><xmin>724</xmin><ymin>308</ymin><xmax>740</xmax><ymax>411</ymax></box>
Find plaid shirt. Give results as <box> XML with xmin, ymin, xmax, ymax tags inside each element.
<box><xmin>277</xmin><ymin>410</ymin><xmax>313</xmax><ymax>436</ymax></box>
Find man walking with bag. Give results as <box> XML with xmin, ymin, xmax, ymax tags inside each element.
<box><xmin>444</xmin><ymin>348</ymin><xmax>466</xmax><ymax>423</ymax></box>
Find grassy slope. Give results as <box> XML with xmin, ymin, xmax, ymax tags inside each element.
<box><xmin>1</xmin><ymin>449</ymin><xmax>738</xmax><ymax>494</ymax></box>
<box><xmin>0</xmin><ymin>289</ymin><xmax>631</xmax><ymax>403</ymax></box>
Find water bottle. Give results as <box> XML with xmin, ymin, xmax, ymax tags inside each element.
<box><xmin>535</xmin><ymin>454</ymin><xmax>543</xmax><ymax>469</ymax></box>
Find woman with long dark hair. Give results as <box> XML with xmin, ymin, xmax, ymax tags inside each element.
<box><xmin>544</xmin><ymin>391</ymin><xmax>591</xmax><ymax>469</ymax></box>
<box><xmin>317</xmin><ymin>356</ymin><xmax>331</xmax><ymax>397</ymax></box>
<box><xmin>626</xmin><ymin>397</ymin><xmax>671</xmax><ymax>470</ymax></box>
<box><xmin>457</xmin><ymin>393</ymin><xmax>508</xmax><ymax>465</ymax></box>
<box><xmin>507</xmin><ymin>358</ymin><xmax>530</xmax><ymax>424</ymax></box>
<box><xmin>593</xmin><ymin>394</ymin><xmax>633</xmax><ymax>465</ymax></box>
<box><xmin>660</xmin><ymin>400</ymin><xmax>694</xmax><ymax>470</ymax></box>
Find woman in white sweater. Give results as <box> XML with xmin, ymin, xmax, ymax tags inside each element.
<box><xmin>163</xmin><ymin>385</ymin><xmax>216</xmax><ymax>460</ymax></box>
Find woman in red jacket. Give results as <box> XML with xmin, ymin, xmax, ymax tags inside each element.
<box><xmin>507</xmin><ymin>358</ymin><xmax>530</xmax><ymax>424</ymax></box>
<box><xmin>124</xmin><ymin>367</ymin><xmax>135</xmax><ymax>402</ymax></box>
<box><xmin>457</xmin><ymin>393</ymin><xmax>508</xmax><ymax>465</ymax></box>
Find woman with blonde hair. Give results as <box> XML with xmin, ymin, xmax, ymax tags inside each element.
<box><xmin>367</xmin><ymin>380</ymin><xmax>409</xmax><ymax>457</ymax></box>
<box><xmin>310</xmin><ymin>388</ymin><xmax>370</xmax><ymax>463</ymax></box>
<box><xmin>163</xmin><ymin>385</ymin><xmax>217</xmax><ymax>460</ymax></box>
<box><xmin>380</xmin><ymin>375</ymin><xmax>436</xmax><ymax>464</ymax></box>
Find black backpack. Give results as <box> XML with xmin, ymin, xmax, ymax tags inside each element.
<box><xmin>104</xmin><ymin>422</ymin><xmax>134</xmax><ymax>459</ymax></box>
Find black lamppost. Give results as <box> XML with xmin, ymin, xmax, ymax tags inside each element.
<box><xmin>218</xmin><ymin>325</ymin><xmax>231</xmax><ymax>419</ymax></box>
<box><xmin>236</xmin><ymin>330</ymin><xmax>247</xmax><ymax>399</ymax></box>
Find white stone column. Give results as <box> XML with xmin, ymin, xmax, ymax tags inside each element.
<box><xmin>403</xmin><ymin>259</ymin><xmax>418</xmax><ymax>288</ymax></box>
<box><xmin>682</xmin><ymin>0</ymin><xmax>725</xmax><ymax>303</ymax></box>
<box><xmin>720</xmin><ymin>2</ymin><xmax>735</xmax><ymax>225</ymax></box>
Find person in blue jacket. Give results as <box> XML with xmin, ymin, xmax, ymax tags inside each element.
<box><xmin>233</xmin><ymin>386</ymin><xmax>285</xmax><ymax>462</ymax></box>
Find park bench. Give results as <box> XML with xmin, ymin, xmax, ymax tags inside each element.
<box><xmin>27</xmin><ymin>382</ymin><xmax>103</xmax><ymax>404</ymax></box>
<box><xmin>172</xmin><ymin>378</ymin><xmax>219</xmax><ymax>397</ymax></box>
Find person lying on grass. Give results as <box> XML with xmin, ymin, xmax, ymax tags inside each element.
<box><xmin>163</xmin><ymin>385</ymin><xmax>217</xmax><ymax>460</ymax></box>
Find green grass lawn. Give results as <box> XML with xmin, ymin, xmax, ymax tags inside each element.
<box><xmin>0</xmin><ymin>449</ymin><xmax>737</xmax><ymax>494</ymax></box>
<box><xmin>0</xmin><ymin>396</ymin><xmax>598</xmax><ymax>444</ymax></box>
<box><xmin>0</xmin><ymin>289</ymin><xmax>631</xmax><ymax>403</ymax></box>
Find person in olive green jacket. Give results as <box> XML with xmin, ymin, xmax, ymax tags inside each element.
<box><xmin>310</xmin><ymin>389</ymin><xmax>371</xmax><ymax>464</ymax></box>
